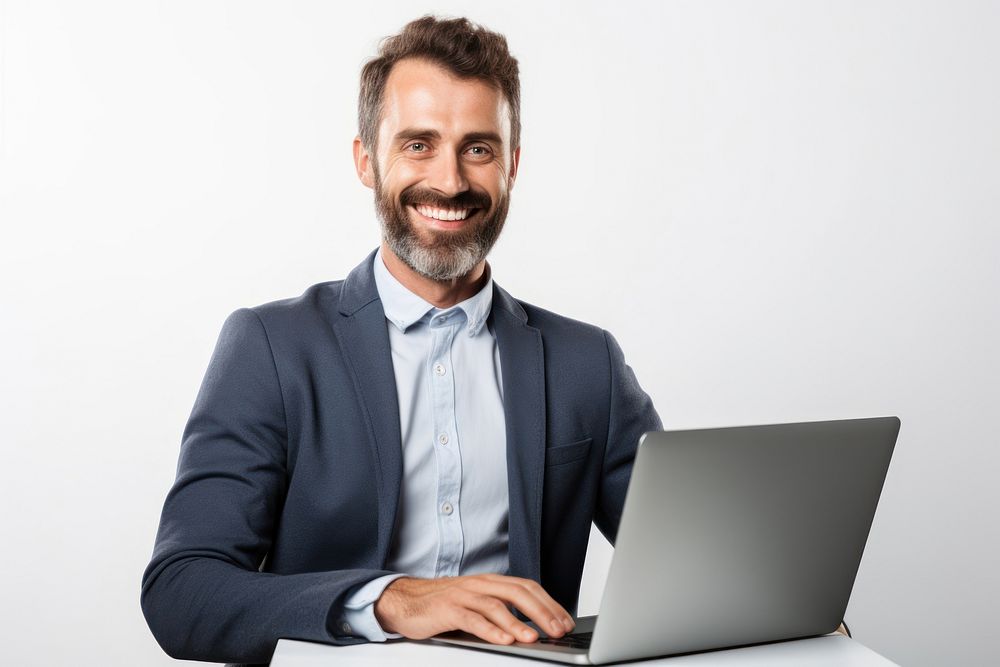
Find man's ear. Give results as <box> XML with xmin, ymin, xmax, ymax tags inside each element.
<box><xmin>508</xmin><ymin>145</ymin><xmax>521</xmax><ymax>190</ymax></box>
<box><xmin>353</xmin><ymin>136</ymin><xmax>375</xmax><ymax>189</ymax></box>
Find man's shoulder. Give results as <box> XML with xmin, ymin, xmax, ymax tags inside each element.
<box><xmin>226</xmin><ymin>280</ymin><xmax>350</xmax><ymax>342</ymax></box>
<box><xmin>521</xmin><ymin>299</ymin><xmax>605</xmax><ymax>337</ymax></box>
<box><xmin>498</xmin><ymin>288</ymin><xmax>611</xmax><ymax>356</ymax></box>
<box><xmin>249</xmin><ymin>280</ymin><xmax>346</xmax><ymax>317</ymax></box>
<box><xmin>241</xmin><ymin>250</ymin><xmax>378</xmax><ymax>328</ymax></box>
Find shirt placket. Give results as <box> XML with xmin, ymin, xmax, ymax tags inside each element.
<box><xmin>430</xmin><ymin>311</ymin><xmax>464</xmax><ymax>577</ymax></box>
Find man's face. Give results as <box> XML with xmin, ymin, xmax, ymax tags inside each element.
<box><xmin>354</xmin><ymin>58</ymin><xmax>520</xmax><ymax>281</ymax></box>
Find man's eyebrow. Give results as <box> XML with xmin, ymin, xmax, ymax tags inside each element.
<box><xmin>462</xmin><ymin>131</ymin><xmax>503</xmax><ymax>145</ymax></box>
<box><xmin>393</xmin><ymin>128</ymin><xmax>441</xmax><ymax>143</ymax></box>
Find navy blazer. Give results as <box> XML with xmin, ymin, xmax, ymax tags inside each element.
<box><xmin>141</xmin><ymin>250</ymin><xmax>661</xmax><ymax>664</ymax></box>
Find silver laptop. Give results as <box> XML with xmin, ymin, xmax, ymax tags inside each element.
<box><xmin>432</xmin><ymin>416</ymin><xmax>899</xmax><ymax>664</ymax></box>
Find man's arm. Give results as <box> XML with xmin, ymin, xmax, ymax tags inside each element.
<box><xmin>141</xmin><ymin>309</ymin><xmax>394</xmax><ymax>663</ymax></box>
<box><xmin>594</xmin><ymin>330</ymin><xmax>663</xmax><ymax>543</ymax></box>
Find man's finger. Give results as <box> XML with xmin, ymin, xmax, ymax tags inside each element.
<box><xmin>450</xmin><ymin>607</ymin><xmax>515</xmax><ymax>645</ymax></box>
<box><xmin>514</xmin><ymin>577</ymin><xmax>575</xmax><ymax>632</ymax></box>
<box><xmin>461</xmin><ymin>592</ymin><xmax>539</xmax><ymax>643</ymax></box>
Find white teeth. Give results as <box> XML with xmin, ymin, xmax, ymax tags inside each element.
<box><xmin>415</xmin><ymin>204</ymin><xmax>471</xmax><ymax>221</ymax></box>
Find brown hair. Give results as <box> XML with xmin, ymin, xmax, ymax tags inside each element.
<box><xmin>358</xmin><ymin>16</ymin><xmax>521</xmax><ymax>153</ymax></box>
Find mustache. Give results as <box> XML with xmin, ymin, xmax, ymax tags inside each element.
<box><xmin>399</xmin><ymin>186</ymin><xmax>492</xmax><ymax>211</ymax></box>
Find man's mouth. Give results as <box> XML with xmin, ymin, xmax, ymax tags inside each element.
<box><xmin>411</xmin><ymin>204</ymin><xmax>480</xmax><ymax>224</ymax></box>
<box><xmin>413</xmin><ymin>204</ymin><xmax>476</xmax><ymax>221</ymax></box>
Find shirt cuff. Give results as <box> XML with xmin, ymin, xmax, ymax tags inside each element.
<box><xmin>339</xmin><ymin>573</ymin><xmax>407</xmax><ymax>642</ymax></box>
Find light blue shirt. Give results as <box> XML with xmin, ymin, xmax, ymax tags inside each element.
<box><xmin>341</xmin><ymin>250</ymin><xmax>509</xmax><ymax>640</ymax></box>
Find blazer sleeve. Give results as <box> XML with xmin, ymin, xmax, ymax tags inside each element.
<box><xmin>593</xmin><ymin>330</ymin><xmax>663</xmax><ymax>544</ymax></box>
<box><xmin>141</xmin><ymin>309</ymin><xmax>394</xmax><ymax>664</ymax></box>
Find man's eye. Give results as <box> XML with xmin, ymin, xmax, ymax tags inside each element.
<box><xmin>467</xmin><ymin>145</ymin><xmax>491</xmax><ymax>156</ymax></box>
<box><xmin>408</xmin><ymin>143</ymin><xmax>427</xmax><ymax>152</ymax></box>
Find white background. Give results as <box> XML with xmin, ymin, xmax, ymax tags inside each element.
<box><xmin>1</xmin><ymin>1</ymin><xmax>997</xmax><ymax>665</ymax></box>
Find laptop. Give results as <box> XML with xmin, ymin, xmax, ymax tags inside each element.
<box><xmin>432</xmin><ymin>416</ymin><xmax>900</xmax><ymax>664</ymax></box>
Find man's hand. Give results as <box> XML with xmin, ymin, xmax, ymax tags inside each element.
<box><xmin>374</xmin><ymin>574</ymin><xmax>575</xmax><ymax>645</ymax></box>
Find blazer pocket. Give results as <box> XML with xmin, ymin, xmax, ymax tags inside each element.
<box><xmin>545</xmin><ymin>437</ymin><xmax>593</xmax><ymax>467</ymax></box>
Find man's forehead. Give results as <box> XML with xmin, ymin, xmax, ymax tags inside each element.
<box><xmin>379</xmin><ymin>58</ymin><xmax>511</xmax><ymax>143</ymax></box>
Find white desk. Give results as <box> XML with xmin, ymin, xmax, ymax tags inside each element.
<box><xmin>271</xmin><ymin>634</ymin><xmax>897</xmax><ymax>666</ymax></box>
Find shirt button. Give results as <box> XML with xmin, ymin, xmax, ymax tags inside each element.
<box><xmin>341</xmin><ymin>621</ymin><xmax>352</xmax><ymax>634</ymax></box>
<box><xmin>434</xmin><ymin>362</ymin><xmax>446</xmax><ymax>376</ymax></box>
<box><xmin>441</xmin><ymin>501</ymin><xmax>454</xmax><ymax>515</ymax></box>
<box><xmin>438</xmin><ymin>433</ymin><xmax>449</xmax><ymax>445</ymax></box>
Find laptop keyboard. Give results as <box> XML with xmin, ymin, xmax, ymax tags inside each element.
<box><xmin>536</xmin><ymin>631</ymin><xmax>593</xmax><ymax>649</ymax></box>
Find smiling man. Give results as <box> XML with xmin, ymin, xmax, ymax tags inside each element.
<box><xmin>142</xmin><ymin>16</ymin><xmax>660</xmax><ymax>665</ymax></box>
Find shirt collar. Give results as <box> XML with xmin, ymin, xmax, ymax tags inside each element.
<box><xmin>373</xmin><ymin>249</ymin><xmax>494</xmax><ymax>337</ymax></box>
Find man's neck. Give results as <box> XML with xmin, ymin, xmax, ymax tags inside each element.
<box><xmin>379</xmin><ymin>241</ymin><xmax>489</xmax><ymax>309</ymax></box>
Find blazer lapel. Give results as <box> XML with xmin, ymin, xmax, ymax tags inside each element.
<box><xmin>332</xmin><ymin>250</ymin><xmax>403</xmax><ymax>568</ymax></box>
<box><xmin>492</xmin><ymin>283</ymin><xmax>546</xmax><ymax>584</ymax></box>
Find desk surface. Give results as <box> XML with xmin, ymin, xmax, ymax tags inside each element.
<box><xmin>271</xmin><ymin>634</ymin><xmax>897</xmax><ymax>666</ymax></box>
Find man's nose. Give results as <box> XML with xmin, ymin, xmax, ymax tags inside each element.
<box><xmin>426</xmin><ymin>151</ymin><xmax>469</xmax><ymax>197</ymax></box>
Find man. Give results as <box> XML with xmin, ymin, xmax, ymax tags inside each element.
<box><xmin>142</xmin><ymin>16</ymin><xmax>661</xmax><ymax>664</ymax></box>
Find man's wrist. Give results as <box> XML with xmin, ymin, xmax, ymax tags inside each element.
<box><xmin>340</xmin><ymin>573</ymin><xmax>407</xmax><ymax>641</ymax></box>
<box><xmin>373</xmin><ymin>575</ymin><xmax>415</xmax><ymax>634</ymax></box>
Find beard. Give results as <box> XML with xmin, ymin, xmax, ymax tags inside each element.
<box><xmin>372</xmin><ymin>163</ymin><xmax>509</xmax><ymax>282</ymax></box>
